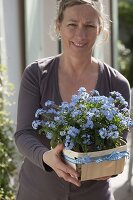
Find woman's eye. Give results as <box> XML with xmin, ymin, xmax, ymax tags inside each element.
<box><xmin>68</xmin><ymin>24</ymin><xmax>77</xmax><ymax>27</ymax></box>
<box><xmin>86</xmin><ymin>25</ymin><xmax>95</xmax><ymax>28</ymax></box>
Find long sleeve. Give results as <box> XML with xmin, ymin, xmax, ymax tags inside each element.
<box><xmin>14</xmin><ymin>63</ymin><xmax>49</xmax><ymax>170</ymax></box>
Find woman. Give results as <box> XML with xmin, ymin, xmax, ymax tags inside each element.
<box><xmin>15</xmin><ymin>0</ymin><xmax>130</xmax><ymax>199</ymax></box>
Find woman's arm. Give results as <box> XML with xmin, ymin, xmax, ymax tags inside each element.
<box><xmin>14</xmin><ymin>63</ymin><xmax>49</xmax><ymax>170</ymax></box>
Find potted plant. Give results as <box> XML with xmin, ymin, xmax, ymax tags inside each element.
<box><xmin>32</xmin><ymin>87</ymin><xmax>132</xmax><ymax>180</ymax></box>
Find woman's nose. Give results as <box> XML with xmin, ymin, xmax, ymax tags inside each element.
<box><xmin>75</xmin><ymin>27</ymin><xmax>87</xmax><ymax>40</ymax></box>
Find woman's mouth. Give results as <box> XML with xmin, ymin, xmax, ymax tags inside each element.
<box><xmin>72</xmin><ymin>42</ymin><xmax>86</xmax><ymax>48</ymax></box>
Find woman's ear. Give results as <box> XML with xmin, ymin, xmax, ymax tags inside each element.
<box><xmin>98</xmin><ymin>25</ymin><xmax>102</xmax><ymax>35</ymax></box>
<box><xmin>55</xmin><ymin>20</ymin><xmax>61</xmax><ymax>39</ymax></box>
<box><xmin>56</xmin><ymin>20</ymin><xmax>61</xmax><ymax>33</ymax></box>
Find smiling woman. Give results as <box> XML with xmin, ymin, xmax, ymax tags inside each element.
<box><xmin>14</xmin><ymin>0</ymin><xmax>131</xmax><ymax>200</ymax></box>
<box><xmin>56</xmin><ymin>4</ymin><xmax>100</xmax><ymax>58</ymax></box>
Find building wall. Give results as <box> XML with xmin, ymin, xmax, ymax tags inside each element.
<box><xmin>1</xmin><ymin>0</ymin><xmax>23</xmax><ymax>123</ymax></box>
<box><xmin>94</xmin><ymin>0</ymin><xmax>112</xmax><ymax>66</ymax></box>
<box><xmin>25</xmin><ymin>0</ymin><xmax>58</xmax><ymax>65</ymax></box>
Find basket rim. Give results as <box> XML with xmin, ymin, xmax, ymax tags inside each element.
<box><xmin>63</xmin><ymin>139</ymin><xmax>127</xmax><ymax>158</ymax></box>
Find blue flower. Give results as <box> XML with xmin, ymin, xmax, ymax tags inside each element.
<box><xmin>106</xmin><ymin>131</ymin><xmax>119</xmax><ymax>139</ymax></box>
<box><xmin>77</xmin><ymin>87</ymin><xmax>89</xmax><ymax>100</ymax></box>
<box><xmin>32</xmin><ymin>120</ymin><xmax>42</xmax><ymax>129</ymax></box>
<box><xmin>47</xmin><ymin>108</ymin><xmax>57</xmax><ymax>114</ymax></box>
<box><xmin>71</xmin><ymin>94</ymin><xmax>80</xmax><ymax>104</ymax></box>
<box><xmin>121</xmin><ymin>107</ymin><xmax>129</xmax><ymax>116</ymax></box>
<box><xmin>60</xmin><ymin>102</ymin><xmax>70</xmax><ymax>111</ymax></box>
<box><xmin>89</xmin><ymin>89</ymin><xmax>100</xmax><ymax>96</ymax></box>
<box><xmin>44</xmin><ymin>121</ymin><xmax>56</xmax><ymax>129</ymax></box>
<box><xmin>35</xmin><ymin>108</ymin><xmax>45</xmax><ymax>118</ymax></box>
<box><xmin>65</xmin><ymin>141</ymin><xmax>74</xmax><ymax>150</ymax></box>
<box><xmin>129</xmin><ymin>120</ymin><xmax>133</xmax><ymax>126</ymax></box>
<box><xmin>60</xmin><ymin>131</ymin><xmax>66</xmax><ymax>136</ymax></box>
<box><xmin>71</xmin><ymin>110</ymin><xmax>82</xmax><ymax>118</ymax></box>
<box><xmin>101</xmin><ymin>109</ymin><xmax>114</xmax><ymax>121</ymax></box>
<box><xmin>54</xmin><ymin>116</ymin><xmax>66</xmax><ymax>125</ymax></box>
<box><xmin>78</xmin><ymin>87</ymin><xmax>86</xmax><ymax>93</ymax></box>
<box><xmin>78</xmin><ymin>104</ymin><xmax>86</xmax><ymax>110</ymax></box>
<box><xmin>110</xmin><ymin>91</ymin><xmax>128</xmax><ymax>108</ymax></box>
<box><xmin>120</xmin><ymin>119</ymin><xmax>128</xmax><ymax>126</ymax></box>
<box><xmin>83</xmin><ymin>119</ymin><xmax>94</xmax><ymax>129</ymax></box>
<box><xmin>67</xmin><ymin>127</ymin><xmax>80</xmax><ymax>137</ymax></box>
<box><xmin>106</xmin><ymin>131</ymin><xmax>114</xmax><ymax>138</ymax></box>
<box><xmin>108</xmin><ymin>125</ymin><xmax>118</xmax><ymax>131</ymax></box>
<box><xmin>64</xmin><ymin>135</ymin><xmax>74</xmax><ymax>150</ymax></box>
<box><xmin>46</xmin><ymin>132</ymin><xmax>52</xmax><ymax>139</ymax></box>
<box><xmin>112</xmin><ymin>131</ymin><xmax>119</xmax><ymax>139</ymax></box>
<box><xmin>99</xmin><ymin>128</ymin><xmax>107</xmax><ymax>139</ymax></box>
<box><xmin>45</xmin><ymin>100</ymin><xmax>54</xmax><ymax>107</ymax></box>
<box><xmin>116</xmin><ymin>112</ymin><xmax>123</xmax><ymax>120</ymax></box>
<box><xmin>87</xmin><ymin>108</ymin><xmax>99</xmax><ymax>117</ymax></box>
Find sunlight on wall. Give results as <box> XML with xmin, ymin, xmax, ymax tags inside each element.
<box><xmin>25</xmin><ymin>0</ymin><xmax>58</xmax><ymax>64</ymax></box>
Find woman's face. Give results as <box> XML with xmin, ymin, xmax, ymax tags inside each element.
<box><xmin>57</xmin><ymin>4</ymin><xmax>101</xmax><ymax>57</ymax></box>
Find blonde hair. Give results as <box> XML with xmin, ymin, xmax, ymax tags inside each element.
<box><xmin>56</xmin><ymin>0</ymin><xmax>109</xmax><ymax>39</ymax></box>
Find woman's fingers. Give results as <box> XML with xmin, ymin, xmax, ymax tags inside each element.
<box><xmin>43</xmin><ymin>144</ymin><xmax>64</xmax><ymax>167</ymax></box>
<box><xmin>55</xmin><ymin>157</ymin><xmax>79</xmax><ymax>178</ymax></box>
<box><xmin>54</xmin><ymin>143</ymin><xmax>64</xmax><ymax>155</ymax></box>
<box><xmin>44</xmin><ymin>144</ymin><xmax>79</xmax><ymax>178</ymax></box>
<box><xmin>56</xmin><ymin>168</ymin><xmax>81</xmax><ymax>187</ymax></box>
<box><xmin>43</xmin><ymin>144</ymin><xmax>81</xmax><ymax>186</ymax></box>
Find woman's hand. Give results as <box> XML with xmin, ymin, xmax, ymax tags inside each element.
<box><xmin>43</xmin><ymin>144</ymin><xmax>81</xmax><ymax>187</ymax></box>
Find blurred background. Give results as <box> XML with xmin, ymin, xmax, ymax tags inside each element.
<box><xmin>0</xmin><ymin>0</ymin><xmax>133</xmax><ymax>199</ymax></box>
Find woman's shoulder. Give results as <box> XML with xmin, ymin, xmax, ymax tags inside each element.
<box><xmin>22</xmin><ymin>55</ymin><xmax>60</xmax><ymax>82</ymax></box>
<box><xmin>100</xmin><ymin>61</ymin><xmax>130</xmax><ymax>86</ymax></box>
<box><xmin>25</xmin><ymin>55</ymin><xmax>59</xmax><ymax>73</ymax></box>
<box><xmin>20</xmin><ymin>55</ymin><xmax>59</xmax><ymax>90</ymax></box>
<box><xmin>99</xmin><ymin>60</ymin><xmax>131</xmax><ymax>105</ymax></box>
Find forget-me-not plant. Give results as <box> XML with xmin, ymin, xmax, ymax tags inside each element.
<box><xmin>32</xmin><ymin>87</ymin><xmax>133</xmax><ymax>152</ymax></box>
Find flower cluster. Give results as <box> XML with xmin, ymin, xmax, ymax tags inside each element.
<box><xmin>32</xmin><ymin>87</ymin><xmax>132</xmax><ymax>152</ymax></box>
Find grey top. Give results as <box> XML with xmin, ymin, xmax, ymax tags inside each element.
<box><xmin>15</xmin><ymin>55</ymin><xmax>130</xmax><ymax>200</ymax></box>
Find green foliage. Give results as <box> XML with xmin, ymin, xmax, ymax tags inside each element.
<box><xmin>117</xmin><ymin>40</ymin><xmax>133</xmax><ymax>85</ymax></box>
<box><xmin>119</xmin><ymin>0</ymin><xmax>133</xmax><ymax>28</ymax></box>
<box><xmin>0</xmin><ymin>65</ymin><xmax>16</xmax><ymax>200</ymax></box>
<box><xmin>118</xmin><ymin>0</ymin><xmax>133</xmax><ymax>87</ymax></box>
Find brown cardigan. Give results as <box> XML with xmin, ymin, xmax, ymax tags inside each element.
<box><xmin>15</xmin><ymin>55</ymin><xmax>130</xmax><ymax>200</ymax></box>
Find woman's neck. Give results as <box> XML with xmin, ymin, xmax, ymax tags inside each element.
<box><xmin>59</xmin><ymin>54</ymin><xmax>97</xmax><ymax>77</ymax></box>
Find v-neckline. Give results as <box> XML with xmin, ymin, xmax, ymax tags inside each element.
<box><xmin>55</xmin><ymin>56</ymin><xmax>102</xmax><ymax>104</ymax></box>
